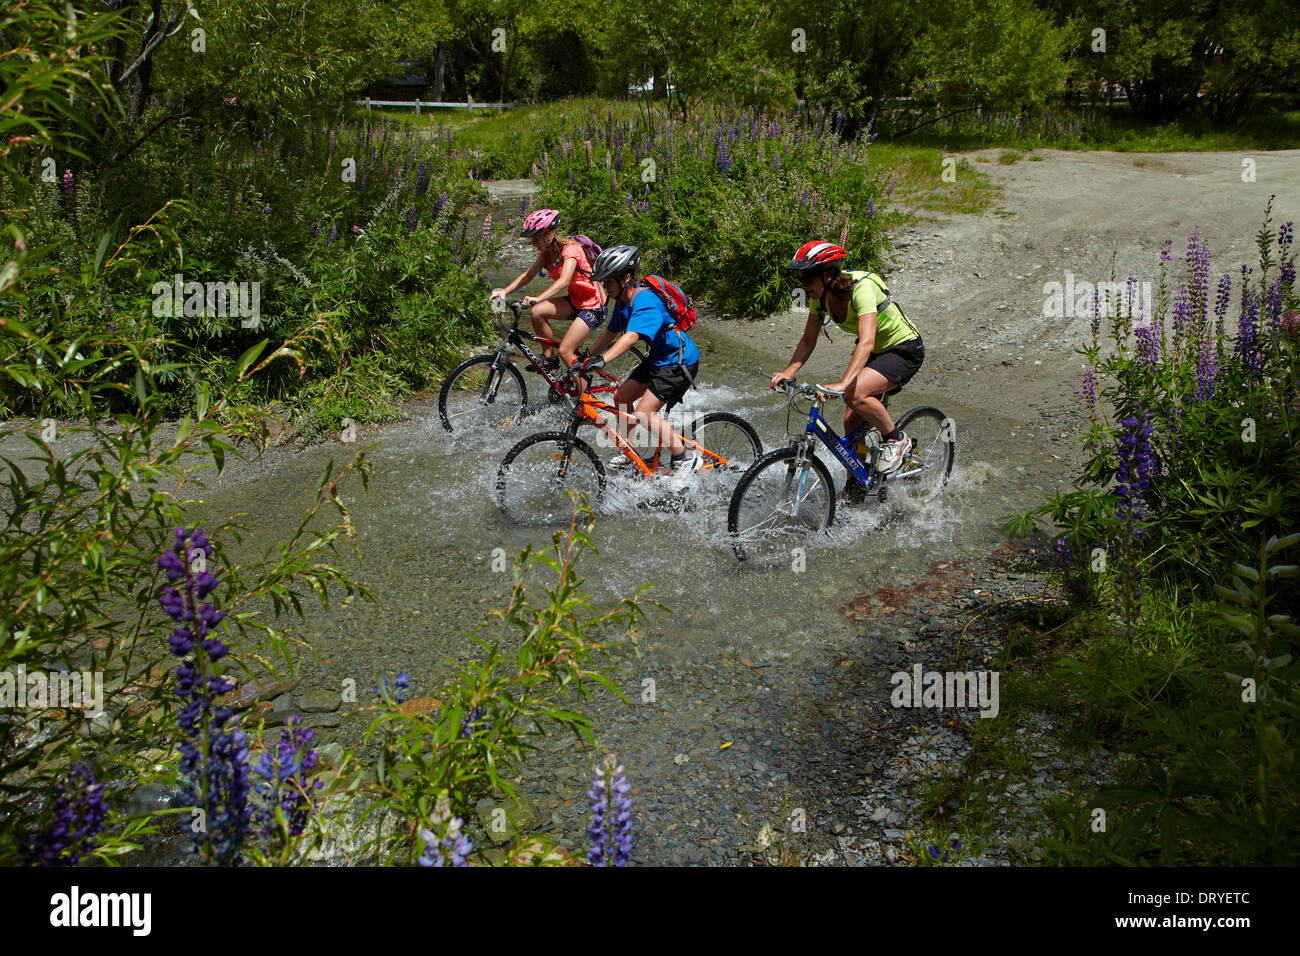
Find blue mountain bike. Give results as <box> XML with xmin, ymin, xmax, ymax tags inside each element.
<box><xmin>727</xmin><ymin>377</ymin><xmax>955</xmax><ymax>561</ymax></box>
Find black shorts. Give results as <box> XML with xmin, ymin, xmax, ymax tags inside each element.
<box><xmin>630</xmin><ymin>360</ymin><xmax>699</xmax><ymax>405</ymax></box>
<box><xmin>864</xmin><ymin>337</ymin><xmax>924</xmax><ymax>394</ymax></box>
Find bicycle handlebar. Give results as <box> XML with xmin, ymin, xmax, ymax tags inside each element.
<box><xmin>757</xmin><ymin>369</ymin><xmax>844</xmax><ymax>400</ymax></box>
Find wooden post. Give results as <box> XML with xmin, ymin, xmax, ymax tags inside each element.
<box><xmin>415</xmin><ymin>99</ymin><xmax>421</xmax><ymax>116</ymax></box>
<box><xmin>364</xmin><ymin>96</ymin><xmax>371</xmax><ymax>112</ymax></box>
<box><xmin>468</xmin><ymin>95</ymin><xmax>474</xmax><ymax>115</ymax></box>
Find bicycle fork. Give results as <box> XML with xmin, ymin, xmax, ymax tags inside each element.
<box><xmin>782</xmin><ymin>442</ymin><xmax>818</xmax><ymax>518</ymax></box>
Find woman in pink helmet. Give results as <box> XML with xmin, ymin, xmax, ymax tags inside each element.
<box><xmin>491</xmin><ymin>209</ymin><xmax>606</xmax><ymax>371</ymax></box>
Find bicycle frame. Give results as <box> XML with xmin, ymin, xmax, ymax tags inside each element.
<box><xmin>569</xmin><ymin>388</ymin><xmax>735</xmax><ymax>479</ymax></box>
<box><xmin>478</xmin><ymin>301</ymin><xmax>619</xmax><ymax>398</ymax></box>
<box><xmin>804</xmin><ymin>405</ymin><xmax>877</xmax><ymax>487</ymax></box>
<box><xmin>792</xmin><ymin>391</ymin><xmax>927</xmax><ymax>487</ymax></box>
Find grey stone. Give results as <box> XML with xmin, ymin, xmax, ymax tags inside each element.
<box><xmin>316</xmin><ymin>742</ymin><xmax>346</xmax><ymax>767</ymax></box>
<box><xmin>302</xmin><ymin>711</ymin><xmax>341</xmax><ymax>729</ymax></box>
<box><xmin>476</xmin><ymin>794</ymin><xmax>539</xmax><ymax>845</ymax></box>
<box><xmin>300</xmin><ymin>689</ymin><xmax>341</xmax><ymax>714</ymax></box>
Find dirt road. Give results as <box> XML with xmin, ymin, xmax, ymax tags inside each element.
<box><xmin>715</xmin><ymin>147</ymin><xmax>1300</xmax><ymax>422</ymax></box>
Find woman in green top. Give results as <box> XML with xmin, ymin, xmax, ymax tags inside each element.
<box><xmin>770</xmin><ymin>241</ymin><xmax>924</xmax><ymax>474</ymax></box>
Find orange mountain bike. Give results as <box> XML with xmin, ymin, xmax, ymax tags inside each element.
<box><xmin>494</xmin><ymin>372</ymin><xmax>762</xmax><ymax>525</ymax></box>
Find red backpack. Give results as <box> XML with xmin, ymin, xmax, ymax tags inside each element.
<box><xmin>636</xmin><ymin>276</ymin><xmax>697</xmax><ymax>332</ymax></box>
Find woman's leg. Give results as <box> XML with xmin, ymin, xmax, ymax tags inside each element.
<box><xmin>841</xmin><ymin>367</ymin><xmax>898</xmax><ymax>435</ymax></box>
<box><xmin>529</xmin><ymin>298</ymin><xmax>575</xmax><ymax>357</ymax></box>
<box><xmin>558</xmin><ymin>310</ymin><xmax>597</xmax><ymax>368</ymax></box>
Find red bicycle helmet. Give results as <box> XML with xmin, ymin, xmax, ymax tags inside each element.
<box><xmin>788</xmin><ymin>241</ymin><xmax>847</xmax><ymax>272</ymax></box>
<box><xmin>521</xmin><ymin>208</ymin><xmax>561</xmax><ymax>237</ymax></box>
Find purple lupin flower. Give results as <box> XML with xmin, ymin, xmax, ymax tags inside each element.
<box><xmin>251</xmin><ymin>715</ymin><xmax>322</xmax><ymax>841</ymax></box>
<box><xmin>1135</xmin><ymin>322</ymin><xmax>1159</xmax><ymax>370</ymax></box>
<box><xmin>407</xmin><ymin>205</ymin><xmax>417</xmax><ymax>234</ymax></box>
<box><xmin>374</xmin><ymin>672</ymin><xmax>410</xmax><ymax>704</ymax></box>
<box><xmin>418</xmin><ymin>795</ymin><xmax>472</xmax><ymax>867</ymax></box>
<box><xmin>1115</xmin><ymin>410</ymin><xmax>1156</xmax><ymax>517</ymax></box>
<box><xmin>1213</xmin><ymin>274</ymin><xmax>1232</xmax><ymax>322</ymax></box>
<box><xmin>62</xmin><ymin>168</ymin><xmax>80</xmax><ymax>237</ymax></box>
<box><xmin>415</xmin><ymin>161</ymin><xmax>428</xmax><ymax>195</ymax></box>
<box><xmin>460</xmin><ymin>704</ymin><xmax>489</xmax><ymax>738</ymax></box>
<box><xmin>22</xmin><ymin>764</ymin><xmax>108</xmax><ymax>866</ymax></box>
<box><xmin>1235</xmin><ymin>265</ymin><xmax>1261</xmax><ymax>381</ymax></box>
<box><xmin>586</xmin><ymin>754</ymin><xmax>632</xmax><ymax>866</ymax></box>
<box><xmin>1159</xmin><ymin>239</ymin><xmax>1173</xmax><ymax>263</ymax></box>
<box><xmin>1193</xmin><ymin>339</ymin><xmax>1219</xmax><ymax>403</ymax></box>
<box><xmin>159</xmin><ymin>526</ymin><xmax>250</xmax><ymax>865</ymax></box>
<box><xmin>867</xmin><ymin>197</ymin><xmax>876</xmax><ymax>221</ymax></box>
<box><xmin>327</xmin><ymin>225</ymin><xmax>337</xmax><ymax>245</ymax></box>
<box><xmin>309</xmin><ymin>219</ymin><xmax>318</xmax><ymax>238</ymax></box>
<box><xmin>1081</xmin><ymin>367</ymin><xmax>1097</xmax><ymax>407</ymax></box>
<box><xmin>1170</xmin><ymin>287</ymin><xmax>1192</xmax><ymax>348</ymax></box>
<box><xmin>1265</xmin><ymin>276</ymin><xmax>1285</xmax><ymax>339</ymax></box>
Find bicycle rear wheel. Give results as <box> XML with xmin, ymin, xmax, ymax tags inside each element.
<box><xmin>438</xmin><ymin>355</ymin><xmax>527</xmax><ymax>433</ymax></box>
<box><xmin>495</xmin><ymin>431</ymin><xmax>606</xmax><ymax>525</ymax></box>
<box><xmin>727</xmin><ymin>446</ymin><xmax>836</xmax><ymax>562</ymax></box>
<box><xmin>893</xmin><ymin>406</ymin><xmax>955</xmax><ymax>498</ymax></box>
<box><xmin>683</xmin><ymin>412</ymin><xmax>763</xmax><ymax>479</ymax></box>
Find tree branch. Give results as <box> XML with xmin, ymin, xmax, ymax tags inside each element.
<box><xmin>112</xmin><ymin>110</ymin><xmax>191</xmax><ymax>162</ymax></box>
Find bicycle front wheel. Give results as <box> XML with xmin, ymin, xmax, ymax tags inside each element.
<box><xmin>727</xmin><ymin>446</ymin><xmax>836</xmax><ymax>562</ymax></box>
<box><xmin>438</xmin><ymin>355</ymin><xmax>527</xmax><ymax>433</ymax></box>
<box><xmin>683</xmin><ymin>412</ymin><xmax>763</xmax><ymax>479</ymax></box>
<box><xmin>495</xmin><ymin>431</ymin><xmax>606</xmax><ymax>525</ymax></box>
<box><xmin>893</xmin><ymin>406</ymin><xmax>955</xmax><ymax>498</ymax></box>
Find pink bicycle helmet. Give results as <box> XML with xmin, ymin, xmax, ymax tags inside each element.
<box><xmin>521</xmin><ymin>208</ymin><xmax>561</xmax><ymax>237</ymax></box>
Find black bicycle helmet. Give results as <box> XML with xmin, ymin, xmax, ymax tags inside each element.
<box><xmin>590</xmin><ymin>244</ymin><xmax>640</xmax><ymax>281</ymax></box>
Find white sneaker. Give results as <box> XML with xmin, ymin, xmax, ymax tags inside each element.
<box><xmin>875</xmin><ymin>432</ymin><xmax>913</xmax><ymax>474</ymax></box>
<box><xmin>607</xmin><ymin>452</ymin><xmax>635</xmax><ymax>470</ymax></box>
<box><xmin>670</xmin><ymin>452</ymin><xmax>704</xmax><ymax>475</ymax></box>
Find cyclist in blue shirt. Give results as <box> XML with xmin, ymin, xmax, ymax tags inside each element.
<box><xmin>571</xmin><ymin>245</ymin><xmax>703</xmax><ymax>474</ymax></box>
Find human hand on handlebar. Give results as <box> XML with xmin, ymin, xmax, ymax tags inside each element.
<box><xmin>817</xmin><ymin>380</ymin><xmax>848</xmax><ymax>402</ymax></box>
<box><xmin>770</xmin><ymin>370</ymin><xmax>795</xmax><ymax>390</ymax></box>
<box><xmin>575</xmin><ymin>354</ymin><xmax>605</xmax><ymax>373</ymax></box>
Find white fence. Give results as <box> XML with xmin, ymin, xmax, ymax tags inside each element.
<box><xmin>356</xmin><ymin>97</ymin><xmax>518</xmax><ymax>114</ymax></box>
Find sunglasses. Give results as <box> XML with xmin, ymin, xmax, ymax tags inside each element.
<box><xmin>796</xmin><ymin>273</ymin><xmax>823</xmax><ymax>288</ymax></box>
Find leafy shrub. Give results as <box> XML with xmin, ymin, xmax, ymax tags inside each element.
<box><xmin>516</xmin><ymin>98</ymin><xmax>886</xmax><ymax>316</ymax></box>
<box><xmin>1003</xmin><ymin>202</ymin><xmax>1299</xmax><ymax>864</ymax></box>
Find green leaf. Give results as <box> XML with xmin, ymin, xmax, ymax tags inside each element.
<box><xmin>93</xmin><ymin>230</ymin><xmax>113</xmax><ymax>274</ymax></box>
<box><xmin>233</xmin><ymin>340</ymin><xmax>268</xmax><ymax>381</ymax></box>
<box><xmin>196</xmin><ymin>380</ymin><xmax>209</xmax><ymax>419</ymax></box>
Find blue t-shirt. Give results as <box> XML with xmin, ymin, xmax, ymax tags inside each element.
<box><xmin>609</xmin><ymin>289</ymin><xmax>701</xmax><ymax>368</ymax></box>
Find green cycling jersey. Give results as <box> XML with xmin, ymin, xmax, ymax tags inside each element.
<box><xmin>809</xmin><ymin>270</ymin><xmax>920</xmax><ymax>353</ymax></box>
